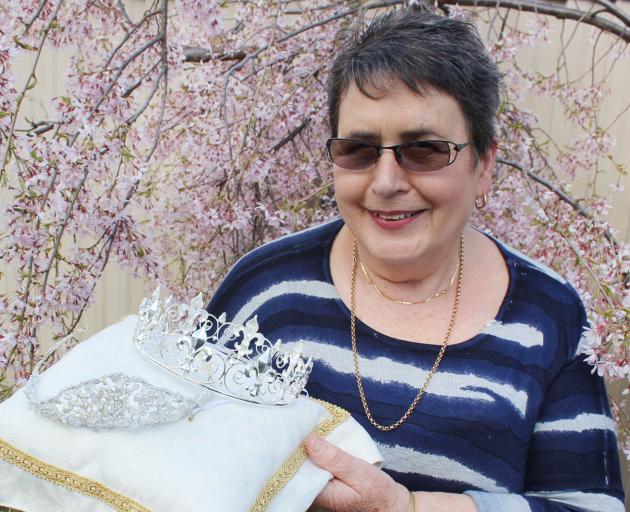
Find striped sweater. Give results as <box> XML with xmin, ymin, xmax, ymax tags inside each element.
<box><xmin>206</xmin><ymin>218</ymin><xmax>624</xmax><ymax>512</ymax></box>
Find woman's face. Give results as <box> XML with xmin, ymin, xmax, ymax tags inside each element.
<box><xmin>333</xmin><ymin>81</ymin><xmax>495</xmax><ymax>270</ymax></box>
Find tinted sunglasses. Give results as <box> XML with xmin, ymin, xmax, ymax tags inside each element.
<box><xmin>326</xmin><ymin>138</ymin><xmax>470</xmax><ymax>173</ymax></box>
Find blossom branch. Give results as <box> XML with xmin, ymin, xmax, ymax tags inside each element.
<box><xmin>89</xmin><ymin>35</ymin><xmax>162</xmax><ymax>120</ymax></box>
<box><xmin>12</xmin><ymin>2</ymin><xmax>167</xmax><ymax>339</ymax></box>
<box><xmin>122</xmin><ymin>60</ymin><xmax>161</xmax><ymax>98</ymax></box>
<box><xmin>46</xmin><ymin>0</ymin><xmax>168</xmax><ymax>299</ymax></box>
<box><xmin>496</xmin><ymin>157</ymin><xmax>591</xmax><ymax>218</ymax></box>
<box><xmin>125</xmin><ymin>65</ymin><xmax>165</xmax><ymax>125</ymax></box>
<box><xmin>442</xmin><ymin>0</ymin><xmax>630</xmax><ymax>42</ymax></box>
<box><xmin>114</xmin><ymin>0</ymin><xmax>134</xmax><ymax>27</ymax></box>
<box><xmin>269</xmin><ymin>116</ymin><xmax>311</xmax><ymax>152</ymax></box>
<box><xmin>1</xmin><ymin>0</ymin><xmax>63</xmax><ymax>185</ymax></box>
<box><xmin>220</xmin><ymin>0</ymin><xmax>400</xmax><ymax>160</ymax></box>
<box><xmin>560</xmin><ymin>233</ymin><xmax>617</xmax><ymax>311</ymax></box>
<box><xmin>183</xmin><ymin>47</ymin><xmax>248</xmax><ymax>63</ymax></box>
<box><xmin>22</xmin><ymin>0</ymin><xmax>49</xmax><ymax>34</ymax></box>
<box><xmin>103</xmin><ymin>9</ymin><xmax>161</xmax><ymax>72</ymax></box>
<box><xmin>144</xmin><ymin>0</ymin><xmax>169</xmax><ymax>164</ymax></box>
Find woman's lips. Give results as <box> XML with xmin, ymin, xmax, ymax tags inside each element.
<box><xmin>369</xmin><ymin>209</ymin><xmax>425</xmax><ymax>229</ymax></box>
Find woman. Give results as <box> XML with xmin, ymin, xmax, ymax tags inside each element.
<box><xmin>207</xmin><ymin>10</ymin><xmax>624</xmax><ymax>512</ymax></box>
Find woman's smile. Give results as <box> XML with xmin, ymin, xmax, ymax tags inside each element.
<box><xmin>369</xmin><ymin>209</ymin><xmax>427</xmax><ymax>230</ymax></box>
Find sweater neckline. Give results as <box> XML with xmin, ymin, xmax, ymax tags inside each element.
<box><xmin>320</xmin><ymin>218</ymin><xmax>518</xmax><ymax>352</ymax></box>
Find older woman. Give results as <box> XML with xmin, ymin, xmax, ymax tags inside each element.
<box><xmin>206</xmin><ymin>9</ymin><xmax>624</xmax><ymax>512</ymax></box>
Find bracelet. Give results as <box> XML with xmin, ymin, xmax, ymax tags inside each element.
<box><xmin>408</xmin><ymin>490</ymin><xmax>415</xmax><ymax>512</ymax></box>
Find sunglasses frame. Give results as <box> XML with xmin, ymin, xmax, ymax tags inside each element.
<box><xmin>326</xmin><ymin>138</ymin><xmax>470</xmax><ymax>172</ymax></box>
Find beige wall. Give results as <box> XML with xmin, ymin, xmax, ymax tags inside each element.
<box><xmin>513</xmin><ymin>11</ymin><xmax>630</xmax><ymax>241</ymax></box>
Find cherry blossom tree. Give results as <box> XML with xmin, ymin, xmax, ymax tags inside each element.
<box><xmin>0</xmin><ymin>0</ymin><xmax>628</xmax><ymax>462</ymax></box>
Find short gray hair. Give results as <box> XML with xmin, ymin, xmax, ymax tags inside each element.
<box><xmin>327</xmin><ymin>9</ymin><xmax>502</xmax><ymax>156</ymax></box>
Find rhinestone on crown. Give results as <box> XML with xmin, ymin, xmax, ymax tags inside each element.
<box><xmin>133</xmin><ymin>288</ymin><xmax>313</xmax><ymax>406</ymax></box>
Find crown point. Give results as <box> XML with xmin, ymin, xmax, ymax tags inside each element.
<box><xmin>133</xmin><ymin>290</ymin><xmax>312</xmax><ymax>406</ymax></box>
<box><xmin>190</xmin><ymin>292</ymin><xmax>204</xmax><ymax>311</ymax></box>
<box><xmin>244</xmin><ymin>316</ymin><xmax>259</xmax><ymax>335</ymax></box>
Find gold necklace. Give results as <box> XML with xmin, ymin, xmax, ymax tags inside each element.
<box><xmin>350</xmin><ymin>235</ymin><xmax>464</xmax><ymax>432</ymax></box>
<box><xmin>359</xmin><ymin>253</ymin><xmax>459</xmax><ymax>305</ymax></box>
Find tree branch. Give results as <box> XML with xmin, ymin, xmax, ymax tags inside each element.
<box><xmin>591</xmin><ymin>0</ymin><xmax>630</xmax><ymax>27</ymax></box>
<box><xmin>90</xmin><ymin>35</ymin><xmax>162</xmax><ymax>119</ymax></box>
<box><xmin>269</xmin><ymin>116</ymin><xmax>311</xmax><ymax>152</ymax></box>
<box><xmin>443</xmin><ymin>0</ymin><xmax>630</xmax><ymax>43</ymax></box>
<box><xmin>186</xmin><ymin>0</ymin><xmax>629</xmax><ymax>70</ymax></box>
<box><xmin>22</xmin><ymin>0</ymin><xmax>48</xmax><ymax>34</ymax></box>
<box><xmin>14</xmin><ymin>120</ymin><xmax>56</xmax><ymax>136</ymax></box>
<box><xmin>496</xmin><ymin>157</ymin><xmax>617</xmax><ymax>245</ymax></box>
<box><xmin>1</xmin><ymin>0</ymin><xmax>63</xmax><ymax>185</ymax></box>
<box><xmin>144</xmin><ymin>0</ymin><xmax>169</xmax><ymax>164</ymax></box>
<box><xmin>103</xmin><ymin>10</ymin><xmax>161</xmax><ymax>71</ymax></box>
<box><xmin>183</xmin><ymin>46</ymin><xmax>247</xmax><ymax>63</ymax></box>
<box><xmin>497</xmin><ymin>157</ymin><xmax>590</xmax><ymax>216</ymax></box>
<box><xmin>115</xmin><ymin>0</ymin><xmax>134</xmax><ymax>26</ymax></box>
<box><xmin>122</xmin><ymin>60</ymin><xmax>161</xmax><ymax>97</ymax></box>
<box><xmin>125</xmin><ymin>66</ymin><xmax>165</xmax><ymax>125</ymax></box>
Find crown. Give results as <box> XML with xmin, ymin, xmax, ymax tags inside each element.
<box><xmin>133</xmin><ymin>288</ymin><xmax>313</xmax><ymax>406</ymax></box>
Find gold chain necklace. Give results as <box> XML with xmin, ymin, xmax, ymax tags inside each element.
<box><xmin>350</xmin><ymin>235</ymin><xmax>464</xmax><ymax>432</ymax></box>
<box><xmin>359</xmin><ymin>255</ymin><xmax>459</xmax><ymax>305</ymax></box>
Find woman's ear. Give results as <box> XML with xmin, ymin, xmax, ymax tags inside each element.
<box><xmin>476</xmin><ymin>139</ymin><xmax>497</xmax><ymax>195</ymax></box>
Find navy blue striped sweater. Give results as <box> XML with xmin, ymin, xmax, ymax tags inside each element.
<box><xmin>206</xmin><ymin>218</ymin><xmax>624</xmax><ymax>511</ymax></box>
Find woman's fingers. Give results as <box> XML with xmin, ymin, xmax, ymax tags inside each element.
<box><xmin>306</xmin><ymin>435</ymin><xmax>410</xmax><ymax>512</ymax></box>
<box><xmin>306</xmin><ymin>435</ymin><xmax>371</xmax><ymax>487</ymax></box>
<box><xmin>312</xmin><ymin>476</ymin><xmax>359</xmax><ymax>511</ymax></box>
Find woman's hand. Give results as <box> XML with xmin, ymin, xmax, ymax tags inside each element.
<box><xmin>306</xmin><ymin>435</ymin><xmax>411</xmax><ymax>512</ymax></box>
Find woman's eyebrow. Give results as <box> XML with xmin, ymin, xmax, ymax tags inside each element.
<box><xmin>399</xmin><ymin>128</ymin><xmax>444</xmax><ymax>140</ymax></box>
<box><xmin>342</xmin><ymin>128</ymin><xmax>446</xmax><ymax>141</ymax></box>
<box><xmin>344</xmin><ymin>130</ymin><xmax>379</xmax><ymax>140</ymax></box>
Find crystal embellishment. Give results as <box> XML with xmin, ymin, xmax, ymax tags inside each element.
<box><xmin>24</xmin><ymin>330</ymin><xmax>211</xmax><ymax>430</ymax></box>
<box><xmin>25</xmin><ymin>373</ymin><xmax>207</xmax><ymax>430</ymax></box>
<box><xmin>133</xmin><ymin>288</ymin><xmax>313</xmax><ymax>406</ymax></box>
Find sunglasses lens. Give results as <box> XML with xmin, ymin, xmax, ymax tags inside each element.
<box><xmin>329</xmin><ymin>140</ymin><xmax>377</xmax><ymax>170</ymax></box>
<box><xmin>400</xmin><ymin>141</ymin><xmax>451</xmax><ymax>172</ymax></box>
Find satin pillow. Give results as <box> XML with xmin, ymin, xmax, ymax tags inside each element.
<box><xmin>0</xmin><ymin>316</ymin><xmax>382</xmax><ymax>512</ymax></box>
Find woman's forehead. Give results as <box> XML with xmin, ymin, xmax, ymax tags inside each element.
<box><xmin>337</xmin><ymin>81</ymin><xmax>467</xmax><ymax>139</ymax></box>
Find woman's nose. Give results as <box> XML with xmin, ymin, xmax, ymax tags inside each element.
<box><xmin>370</xmin><ymin>149</ymin><xmax>411</xmax><ymax>197</ymax></box>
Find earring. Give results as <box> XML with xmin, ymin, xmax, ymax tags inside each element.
<box><xmin>475</xmin><ymin>194</ymin><xmax>488</xmax><ymax>209</ymax></box>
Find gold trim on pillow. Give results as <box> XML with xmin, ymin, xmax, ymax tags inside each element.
<box><xmin>249</xmin><ymin>398</ymin><xmax>350</xmax><ymax>512</ymax></box>
<box><xmin>0</xmin><ymin>438</ymin><xmax>150</xmax><ymax>512</ymax></box>
<box><xmin>0</xmin><ymin>398</ymin><xmax>349</xmax><ymax>512</ymax></box>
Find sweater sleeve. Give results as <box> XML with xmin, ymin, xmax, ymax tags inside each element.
<box><xmin>465</xmin><ymin>353</ymin><xmax>625</xmax><ymax>512</ymax></box>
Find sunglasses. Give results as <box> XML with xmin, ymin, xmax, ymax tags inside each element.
<box><xmin>326</xmin><ymin>138</ymin><xmax>470</xmax><ymax>173</ymax></box>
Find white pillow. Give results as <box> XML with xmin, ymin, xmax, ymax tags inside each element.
<box><xmin>0</xmin><ymin>316</ymin><xmax>382</xmax><ymax>512</ymax></box>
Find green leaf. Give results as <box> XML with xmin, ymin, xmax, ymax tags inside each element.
<box><xmin>13</xmin><ymin>36</ymin><xmax>37</xmax><ymax>51</ymax></box>
<box><xmin>26</xmin><ymin>75</ymin><xmax>38</xmax><ymax>90</ymax></box>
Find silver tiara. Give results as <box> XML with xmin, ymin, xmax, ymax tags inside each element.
<box><xmin>133</xmin><ymin>288</ymin><xmax>313</xmax><ymax>406</ymax></box>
